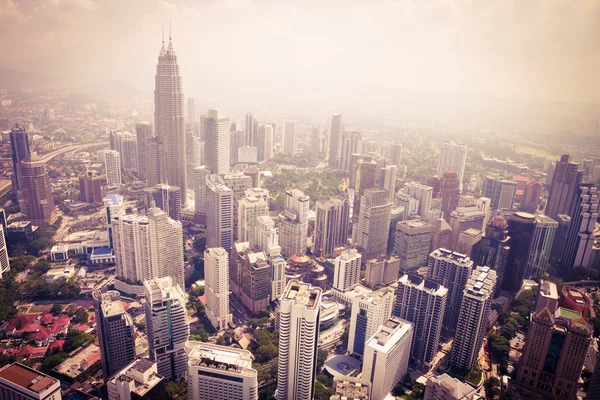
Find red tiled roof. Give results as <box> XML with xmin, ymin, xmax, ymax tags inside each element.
<box><xmin>47</xmin><ymin>340</ymin><xmax>65</xmax><ymax>353</ymax></box>
<box><xmin>40</xmin><ymin>314</ymin><xmax>54</xmax><ymax>326</ymax></box>
<box><xmin>74</xmin><ymin>324</ymin><xmax>90</xmax><ymax>332</ymax></box>
<box><xmin>4</xmin><ymin>315</ymin><xmax>39</xmax><ymax>332</ymax></box>
<box><xmin>30</xmin><ymin>328</ymin><xmax>52</xmax><ymax>341</ymax></box>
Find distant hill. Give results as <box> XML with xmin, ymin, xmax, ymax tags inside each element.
<box><xmin>74</xmin><ymin>79</ymin><xmax>149</xmax><ymax>100</ymax></box>
<box><xmin>0</xmin><ymin>66</ymin><xmax>56</xmax><ymax>89</ymax></box>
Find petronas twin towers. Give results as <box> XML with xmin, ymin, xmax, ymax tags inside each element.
<box><xmin>154</xmin><ymin>33</ymin><xmax>187</xmax><ymax>205</ymax></box>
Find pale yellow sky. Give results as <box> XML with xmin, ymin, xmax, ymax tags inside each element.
<box><xmin>1</xmin><ymin>0</ymin><xmax>599</xmax><ymax>106</ymax></box>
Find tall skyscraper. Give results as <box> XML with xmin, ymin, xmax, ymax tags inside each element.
<box><xmin>333</xmin><ymin>249</ymin><xmax>362</xmax><ymax>292</ymax></box>
<box><xmin>546</xmin><ymin>154</ymin><xmax>582</xmax><ymax>220</ymax></box>
<box><xmin>144</xmin><ymin>183</ymin><xmax>181</xmax><ymax>221</ymax></box>
<box><xmin>450</xmin><ymin>266</ymin><xmax>496</xmax><ymax>371</ymax></box>
<box><xmin>238</xmin><ymin>193</ymin><xmax>269</xmax><ymax>245</ymax></box>
<box><xmin>362</xmin><ymin>317</ymin><xmax>414</xmax><ymax>400</ymax></box>
<box><xmin>313</xmin><ymin>196</ymin><xmax>349</xmax><ymax>257</ymax></box>
<box><xmin>206</xmin><ymin>177</ymin><xmax>234</xmax><ymax>250</ymax></box>
<box><xmin>104</xmin><ymin>150</ymin><xmax>122</xmax><ymax>186</ymax></box>
<box><xmin>524</xmin><ymin>214</ymin><xmax>557</xmax><ymax>279</ymax></box>
<box><xmin>328</xmin><ymin>113</ymin><xmax>342</xmax><ymax>168</ymax></box>
<box><xmin>0</xmin><ymin>225</ymin><xmax>9</xmax><ymax>279</ymax></box>
<box><xmin>245</xmin><ymin>112</ymin><xmax>256</xmax><ymax>146</ymax></box>
<box><xmin>0</xmin><ymin>363</ymin><xmax>62</xmax><ymax>400</ymax></box>
<box><xmin>186</xmin><ymin>342</ymin><xmax>258</xmax><ymax>400</ymax></box>
<box><xmin>238</xmin><ymin>250</ymin><xmax>271</xmax><ymax>314</ymax></box>
<box><xmin>403</xmin><ymin>182</ymin><xmax>433</xmax><ymax>218</ymax></box>
<box><xmin>503</xmin><ymin>212</ymin><xmax>535</xmax><ymax>292</ymax></box>
<box><xmin>107</xmin><ymin>358</ymin><xmax>166</xmax><ymax>400</ymax></box>
<box><xmin>481</xmin><ymin>176</ymin><xmax>518</xmax><ymax>210</ymax></box>
<box><xmin>355</xmin><ymin>188</ymin><xmax>392</xmax><ymax>260</ymax></box>
<box><xmin>276</xmin><ymin>280</ymin><xmax>322</xmax><ymax>400</ymax></box>
<box><xmin>562</xmin><ymin>184</ymin><xmax>599</xmax><ymax>269</ymax></box>
<box><xmin>193</xmin><ymin>166</ymin><xmax>210</xmax><ymax>225</ymax></box>
<box><xmin>136</xmin><ymin>122</ymin><xmax>154</xmax><ymax>180</ymax></box>
<box><xmin>94</xmin><ymin>290</ymin><xmax>136</xmax><ymax>380</ymax></box>
<box><xmin>110</xmin><ymin>131</ymin><xmax>139</xmax><ymax>172</ymax></box>
<box><xmin>390</xmin><ymin>143</ymin><xmax>402</xmax><ymax>167</ymax></box>
<box><xmin>437</xmin><ymin>141</ymin><xmax>467</xmax><ymax>190</ymax></box>
<box><xmin>395</xmin><ymin>273</ymin><xmax>447</xmax><ymax>371</ymax></box>
<box><xmin>204</xmin><ymin>248</ymin><xmax>232</xmax><ymax>331</ymax></box>
<box><xmin>282</xmin><ymin>120</ymin><xmax>296</xmax><ymax>156</ymax></box>
<box><xmin>9</xmin><ymin>124</ymin><xmax>30</xmax><ymax>192</ymax></box>
<box><xmin>429</xmin><ymin>218</ymin><xmax>452</xmax><ymax>253</ymax></box>
<box><xmin>144</xmin><ymin>277</ymin><xmax>189</xmax><ymax>380</ymax></box>
<box><xmin>264</xmin><ymin>124</ymin><xmax>274</xmax><ymax>160</ymax></box>
<box><xmin>347</xmin><ymin>286</ymin><xmax>395</xmax><ymax>357</ymax></box>
<box><xmin>278</xmin><ymin>189</ymin><xmax>310</xmax><ymax>256</ymax></box>
<box><xmin>440</xmin><ymin>171</ymin><xmax>460</xmax><ymax>222</ymax></box>
<box><xmin>310</xmin><ymin>125</ymin><xmax>320</xmax><ymax>165</ymax></box>
<box><xmin>146</xmin><ymin>136</ymin><xmax>167</xmax><ymax>186</ymax></box>
<box><xmin>205</xmin><ymin>109</ymin><xmax>231</xmax><ymax>175</ymax></box>
<box><xmin>254</xmin><ymin>215</ymin><xmax>282</xmax><ymax>257</ymax></box>
<box><xmin>112</xmin><ymin>206</ymin><xmax>185</xmax><ymax>289</ymax></box>
<box><xmin>516</xmin><ymin>307</ymin><xmax>592</xmax><ymax>399</ymax></box>
<box><xmin>426</xmin><ymin>249</ymin><xmax>474</xmax><ymax>333</ymax></box>
<box><xmin>447</xmin><ymin>206</ymin><xmax>486</xmax><ymax>250</ymax></box>
<box><xmin>19</xmin><ymin>153</ymin><xmax>56</xmax><ymax>226</ymax></box>
<box><xmin>78</xmin><ymin>170</ymin><xmax>105</xmax><ymax>203</ymax></box>
<box><xmin>364</xmin><ymin>256</ymin><xmax>400</xmax><ymax>287</ymax></box>
<box><xmin>380</xmin><ymin>165</ymin><xmax>397</xmax><ymax>202</ymax></box>
<box><xmin>340</xmin><ymin>131</ymin><xmax>363</xmax><ymax>174</ymax></box>
<box><xmin>155</xmin><ymin>34</ymin><xmax>187</xmax><ymax>205</ymax></box>
<box><xmin>394</xmin><ymin>219</ymin><xmax>433</xmax><ymax>272</ymax></box>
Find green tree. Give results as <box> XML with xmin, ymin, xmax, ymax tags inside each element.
<box><xmin>41</xmin><ymin>353</ymin><xmax>68</xmax><ymax>373</ymax></box>
<box><xmin>316</xmin><ymin>349</ymin><xmax>328</xmax><ymax>372</ymax></box>
<box><xmin>72</xmin><ymin>307</ymin><xmax>89</xmax><ymax>324</ymax></box>
<box><xmin>255</xmin><ymin>344</ymin><xmax>279</xmax><ymax>363</ymax></box>
<box><xmin>50</xmin><ymin>304</ymin><xmax>63</xmax><ymax>315</ymax></box>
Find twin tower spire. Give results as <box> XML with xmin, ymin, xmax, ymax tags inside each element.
<box><xmin>160</xmin><ymin>21</ymin><xmax>174</xmax><ymax>55</ymax></box>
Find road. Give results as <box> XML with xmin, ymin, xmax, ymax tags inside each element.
<box><xmin>41</xmin><ymin>141</ymin><xmax>109</xmax><ymax>162</ymax></box>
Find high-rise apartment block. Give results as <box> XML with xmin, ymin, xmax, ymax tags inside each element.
<box><xmin>394</xmin><ymin>219</ymin><xmax>433</xmax><ymax>272</ymax></box>
<box><xmin>146</xmin><ymin>136</ymin><xmax>167</xmax><ymax>186</ymax></box>
<box><xmin>481</xmin><ymin>176</ymin><xmax>517</xmax><ymax>210</ymax></box>
<box><xmin>79</xmin><ymin>170</ymin><xmax>105</xmax><ymax>203</ymax></box>
<box><xmin>403</xmin><ymin>182</ymin><xmax>433</xmax><ymax>218</ymax></box>
<box><xmin>362</xmin><ymin>318</ymin><xmax>414</xmax><ymax>400</ymax></box>
<box><xmin>135</xmin><ymin>122</ymin><xmax>153</xmax><ymax>182</ymax></box>
<box><xmin>313</xmin><ymin>196</ymin><xmax>350</xmax><ymax>257</ymax></box>
<box><xmin>18</xmin><ymin>153</ymin><xmax>56</xmax><ymax>226</ymax></box>
<box><xmin>546</xmin><ymin>155</ymin><xmax>582</xmax><ymax>220</ymax></box>
<box><xmin>0</xmin><ymin>225</ymin><xmax>9</xmax><ymax>279</ymax></box>
<box><xmin>206</xmin><ymin>177</ymin><xmax>234</xmax><ymax>250</ymax></box>
<box><xmin>333</xmin><ymin>248</ymin><xmax>362</xmax><ymax>292</ymax></box>
<box><xmin>110</xmin><ymin>131</ymin><xmax>139</xmax><ymax>172</ymax></box>
<box><xmin>0</xmin><ymin>363</ymin><xmax>62</xmax><ymax>400</ymax></box>
<box><xmin>94</xmin><ymin>290</ymin><xmax>136</xmax><ymax>379</ymax></box>
<box><xmin>328</xmin><ymin>114</ymin><xmax>342</xmax><ymax>168</ymax></box>
<box><xmin>204</xmin><ymin>248</ymin><xmax>232</xmax><ymax>331</ymax></box>
<box><xmin>447</xmin><ymin>206</ymin><xmax>486</xmax><ymax>251</ymax></box>
<box><xmin>104</xmin><ymin>150</ymin><xmax>122</xmax><ymax>186</ymax></box>
<box><xmin>279</xmin><ymin>189</ymin><xmax>309</xmax><ymax>256</ymax></box>
<box><xmin>143</xmin><ymin>183</ymin><xmax>181</xmax><ymax>221</ymax></box>
<box><xmin>193</xmin><ymin>166</ymin><xmax>210</xmax><ymax>225</ymax></box>
<box><xmin>282</xmin><ymin>120</ymin><xmax>296</xmax><ymax>156</ymax></box>
<box><xmin>254</xmin><ymin>215</ymin><xmax>282</xmax><ymax>257</ymax></box>
<box><xmin>450</xmin><ymin>266</ymin><xmax>497</xmax><ymax>371</ymax></box>
<box><xmin>437</xmin><ymin>141</ymin><xmax>467</xmax><ymax>190</ymax></box>
<box><xmin>9</xmin><ymin>124</ymin><xmax>30</xmax><ymax>192</ymax></box>
<box><xmin>440</xmin><ymin>171</ymin><xmax>460</xmax><ymax>222</ymax></box>
<box><xmin>144</xmin><ymin>277</ymin><xmax>189</xmax><ymax>380</ymax></box>
<box><xmin>205</xmin><ymin>109</ymin><xmax>231</xmax><ymax>175</ymax></box>
<box><xmin>276</xmin><ymin>280</ymin><xmax>322</xmax><ymax>400</ymax></box>
<box><xmin>238</xmin><ymin>193</ymin><xmax>269</xmax><ymax>245</ymax></box>
<box><xmin>186</xmin><ymin>342</ymin><xmax>258</xmax><ymax>400</ymax></box>
<box><xmin>562</xmin><ymin>184</ymin><xmax>599</xmax><ymax>269</ymax></box>
<box><xmin>355</xmin><ymin>189</ymin><xmax>392</xmax><ymax>260</ymax></box>
<box><xmin>395</xmin><ymin>273</ymin><xmax>448</xmax><ymax>370</ymax></box>
<box><xmin>364</xmin><ymin>256</ymin><xmax>400</xmax><ymax>287</ymax></box>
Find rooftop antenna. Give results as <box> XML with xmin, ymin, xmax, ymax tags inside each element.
<box><xmin>169</xmin><ymin>20</ymin><xmax>172</xmax><ymax>40</ymax></box>
<box><xmin>162</xmin><ymin>24</ymin><xmax>165</xmax><ymax>44</ymax></box>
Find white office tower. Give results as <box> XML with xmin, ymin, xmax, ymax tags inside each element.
<box><xmin>347</xmin><ymin>286</ymin><xmax>395</xmax><ymax>357</ymax></box>
<box><xmin>362</xmin><ymin>317</ymin><xmax>414</xmax><ymax>400</ymax></box>
<box><xmin>394</xmin><ymin>219</ymin><xmax>433</xmax><ymax>271</ymax></box>
<box><xmin>395</xmin><ymin>191</ymin><xmax>420</xmax><ymax>220</ymax></box>
<box><xmin>205</xmin><ymin>109</ymin><xmax>231</xmax><ymax>175</ymax></box>
<box><xmin>206</xmin><ymin>177</ymin><xmax>234</xmax><ymax>250</ymax></box>
<box><xmin>355</xmin><ymin>189</ymin><xmax>392</xmax><ymax>260</ymax></box>
<box><xmin>254</xmin><ymin>215</ymin><xmax>282</xmax><ymax>257</ymax></box>
<box><xmin>104</xmin><ymin>150</ymin><xmax>122</xmax><ymax>185</ymax></box>
<box><xmin>450</xmin><ymin>266</ymin><xmax>497</xmax><ymax>371</ymax></box>
<box><xmin>333</xmin><ymin>248</ymin><xmax>362</xmax><ymax>292</ymax></box>
<box><xmin>437</xmin><ymin>141</ymin><xmax>467</xmax><ymax>190</ymax></box>
<box><xmin>204</xmin><ymin>248</ymin><xmax>232</xmax><ymax>331</ymax></box>
<box><xmin>394</xmin><ymin>273</ymin><xmax>448</xmax><ymax>371</ymax></box>
<box><xmin>110</xmin><ymin>131</ymin><xmax>139</xmax><ymax>172</ymax></box>
<box><xmin>279</xmin><ymin>189</ymin><xmax>310</xmax><ymax>256</ymax></box>
<box><xmin>524</xmin><ymin>214</ymin><xmax>558</xmax><ymax>279</ymax></box>
<box><xmin>144</xmin><ymin>277</ymin><xmax>189</xmax><ymax>380</ymax></box>
<box><xmin>264</xmin><ymin>124</ymin><xmax>274</xmax><ymax>160</ymax></box>
<box><xmin>238</xmin><ymin>194</ymin><xmax>269</xmax><ymax>245</ymax></box>
<box><xmin>381</xmin><ymin>165</ymin><xmax>397</xmax><ymax>201</ymax></box>
<box><xmin>276</xmin><ymin>280</ymin><xmax>322</xmax><ymax>400</ymax></box>
<box><xmin>328</xmin><ymin>113</ymin><xmax>343</xmax><ymax>168</ymax></box>
<box><xmin>193</xmin><ymin>166</ymin><xmax>210</xmax><ymax>225</ymax></box>
<box><xmin>155</xmin><ymin>35</ymin><xmax>187</xmax><ymax>205</ymax></box>
<box><xmin>403</xmin><ymin>182</ymin><xmax>433</xmax><ymax>218</ymax></box>
<box><xmin>282</xmin><ymin>120</ymin><xmax>296</xmax><ymax>155</ymax></box>
<box><xmin>0</xmin><ymin>225</ymin><xmax>10</xmax><ymax>279</ymax></box>
<box><xmin>107</xmin><ymin>359</ymin><xmax>165</xmax><ymax>400</ymax></box>
<box><xmin>313</xmin><ymin>196</ymin><xmax>350</xmax><ymax>258</ymax></box>
<box><xmin>426</xmin><ymin>249</ymin><xmax>474</xmax><ymax>334</ymax></box>
<box><xmin>187</xmin><ymin>342</ymin><xmax>258</xmax><ymax>400</ymax></box>
<box><xmin>269</xmin><ymin>256</ymin><xmax>287</xmax><ymax>302</ymax></box>
<box><xmin>112</xmin><ymin>206</ymin><xmax>185</xmax><ymax>290</ymax></box>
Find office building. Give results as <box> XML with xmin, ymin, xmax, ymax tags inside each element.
<box><xmin>330</xmin><ymin>377</ymin><xmax>371</xmax><ymax>400</ymax></box>
<box><xmin>9</xmin><ymin>124</ymin><xmax>30</xmax><ymax>191</ymax></box>
<box><xmin>395</xmin><ymin>191</ymin><xmax>419</xmax><ymax>220</ymax></box>
<box><xmin>441</xmin><ymin>171</ymin><xmax>460</xmax><ymax>222</ymax></box>
<box><xmin>429</xmin><ymin>218</ymin><xmax>452</xmax><ymax>253</ymax></box>
<box><xmin>546</xmin><ymin>155</ymin><xmax>582</xmax><ymax>220</ymax></box>
<box><xmin>146</xmin><ymin>136</ymin><xmax>167</xmax><ymax>186</ymax></box>
<box><xmin>426</xmin><ymin>249</ymin><xmax>474</xmax><ymax>333</ymax></box>
<box><xmin>437</xmin><ymin>141</ymin><xmax>467</xmax><ymax>190</ymax></box>
<box><xmin>186</xmin><ymin>342</ymin><xmax>258</xmax><ymax>400</ymax></box>
<box><xmin>0</xmin><ymin>225</ymin><xmax>9</xmax><ymax>279</ymax></box>
<box><xmin>362</xmin><ymin>318</ymin><xmax>414</xmax><ymax>400</ymax></box>
<box><xmin>347</xmin><ymin>286</ymin><xmax>395</xmax><ymax>357</ymax></box>
<box><xmin>310</xmin><ymin>125</ymin><xmax>320</xmax><ymax>165</ymax></box>
<box><xmin>403</xmin><ymin>182</ymin><xmax>433</xmax><ymax>218</ymax></box>
<box><xmin>523</xmin><ymin>214</ymin><xmax>557</xmax><ymax>279</ymax></box>
<box><xmin>112</xmin><ymin>206</ymin><xmax>185</xmax><ymax>289</ymax></box>
<box><xmin>205</xmin><ymin>109</ymin><xmax>231</xmax><ymax>175</ymax></box>
<box><xmin>450</xmin><ymin>266</ymin><xmax>497</xmax><ymax>371</ymax></box>
<box><xmin>269</xmin><ymin>256</ymin><xmax>287</xmax><ymax>302</ymax></box>
<box><xmin>364</xmin><ymin>256</ymin><xmax>400</xmax><ymax>288</ymax></box>
<box><xmin>355</xmin><ymin>189</ymin><xmax>392</xmax><ymax>260</ymax></box>
<box><xmin>333</xmin><ymin>249</ymin><xmax>362</xmax><ymax>292</ymax></box>
<box><xmin>395</xmin><ymin>273</ymin><xmax>448</xmax><ymax>370</ymax></box>
<box><xmin>562</xmin><ymin>184</ymin><xmax>599</xmax><ymax>269</ymax></box>
<box><xmin>254</xmin><ymin>215</ymin><xmax>282</xmax><ymax>257</ymax></box>
<box><xmin>238</xmin><ymin>193</ymin><xmax>269</xmax><ymax>245</ymax></box>
<box><xmin>278</xmin><ymin>189</ymin><xmax>310</xmax><ymax>256</ymax></box>
<box><xmin>104</xmin><ymin>193</ymin><xmax>123</xmax><ymax>249</ymax></box>
<box><xmin>221</xmin><ymin>171</ymin><xmax>253</xmax><ymax>239</ymax></box>
<box><xmin>313</xmin><ymin>196</ymin><xmax>350</xmax><ymax>257</ymax></box>
<box><xmin>93</xmin><ymin>290</ymin><xmax>136</xmax><ymax>379</ymax></box>
<box><xmin>204</xmin><ymin>248</ymin><xmax>232</xmax><ymax>331</ymax></box>
<box><xmin>423</xmin><ymin>373</ymin><xmax>477</xmax><ymax>400</ymax></box>
<box><xmin>0</xmin><ymin>363</ymin><xmax>61</xmax><ymax>400</ymax></box>
<box><xmin>340</xmin><ymin>131</ymin><xmax>363</xmax><ymax>173</ymax></box>
<box><xmin>503</xmin><ymin>212</ymin><xmax>536</xmax><ymax>292</ymax></box>
<box><xmin>276</xmin><ymin>280</ymin><xmax>322</xmax><ymax>400</ymax></box>
<box><xmin>239</xmin><ymin>251</ymin><xmax>271</xmax><ymax>314</ymax></box>
<box><xmin>155</xmin><ymin>35</ymin><xmax>187</xmax><ymax>205</ymax></box>
<box><xmin>470</xmin><ymin>216</ymin><xmax>510</xmax><ymax>296</ymax></box>
<box><xmin>193</xmin><ymin>166</ymin><xmax>210</xmax><ymax>225</ymax></box>
<box><xmin>380</xmin><ymin>165</ymin><xmax>397</xmax><ymax>201</ymax></box>
<box><xmin>387</xmin><ymin>206</ymin><xmax>404</xmax><ymax>254</ymax></box>
<box><xmin>394</xmin><ymin>219</ymin><xmax>433</xmax><ymax>271</ymax></box>
<box><xmin>144</xmin><ymin>277</ymin><xmax>189</xmax><ymax>380</ymax></box>
<box><xmin>79</xmin><ymin>170</ymin><xmax>105</xmax><ymax>203</ymax></box>
<box><xmin>144</xmin><ymin>183</ymin><xmax>181</xmax><ymax>221</ymax></box>
<box><xmin>516</xmin><ymin>307</ymin><xmax>592</xmax><ymax>400</ymax></box>
<box><xmin>481</xmin><ymin>176</ymin><xmax>517</xmax><ymax>210</ymax></box>
<box><xmin>456</xmin><ymin>228</ymin><xmax>482</xmax><ymax>258</ymax></box>
<box><xmin>206</xmin><ymin>177</ymin><xmax>234</xmax><ymax>250</ymax></box>
<box><xmin>18</xmin><ymin>153</ymin><xmax>56</xmax><ymax>226</ymax></box>
<box><xmin>329</xmin><ymin>114</ymin><xmax>342</xmax><ymax>168</ymax></box>
<box><xmin>390</xmin><ymin>143</ymin><xmax>402</xmax><ymax>167</ymax></box>
<box><xmin>263</xmin><ymin>124</ymin><xmax>274</xmax><ymax>160</ymax></box>
<box><xmin>107</xmin><ymin>358</ymin><xmax>166</xmax><ymax>400</ymax></box>
<box><xmin>448</xmin><ymin>206</ymin><xmax>486</xmax><ymax>251</ymax></box>
<box><xmin>536</xmin><ymin>280</ymin><xmax>559</xmax><ymax>313</ymax></box>
<box><xmin>282</xmin><ymin>120</ymin><xmax>296</xmax><ymax>156</ymax></box>
<box><xmin>110</xmin><ymin>131</ymin><xmax>139</xmax><ymax>172</ymax></box>
<box><xmin>104</xmin><ymin>150</ymin><xmax>122</xmax><ymax>186</ymax></box>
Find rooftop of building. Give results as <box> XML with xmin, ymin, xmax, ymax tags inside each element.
<box><xmin>400</xmin><ymin>273</ymin><xmax>448</xmax><ymax>296</ymax></box>
<box><xmin>95</xmin><ymin>291</ymin><xmax>127</xmax><ymax>317</ymax></box>
<box><xmin>332</xmin><ymin>376</ymin><xmax>371</xmax><ymax>399</ymax></box>
<box><xmin>54</xmin><ymin>344</ymin><xmax>101</xmax><ymax>379</ymax></box>
<box><xmin>0</xmin><ymin>363</ymin><xmax>58</xmax><ymax>394</ymax></box>
<box><xmin>460</xmin><ymin>228</ymin><xmax>482</xmax><ymax>238</ymax></box>
<box><xmin>324</xmin><ymin>355</ymin><xmax>363</xmax><ymax>378</ymax></box>
<box><xmin>187</xmin><ymin>342</ymin><xmax>256</xmax><ymax>377</ymax></box>
<box><xmin>109</xmin><ymin>358</ymin><xmax>164</xmax><ymax>397</ymax></box>
<box><xmin>428</xmin><ymin>373</ymin><xmax>476</xmax><ymax>398</ymax></box>
<box><xmin>283</xmin><ymin>280</ymin><xmax>321</xmax><ymax>310</ymax></box>
<box><xmin>539</xmin><ymin>280</ymin><xmax>559</xmax><ymax>299</ymax></box>
<box><xmin>397</xmin><ymin>218</ymin><xmax>432</xmax><ymax>231</ymax></box>
<box><xmin>367</xmin><ymin>317</ymin><xmax>413</xmax><ymax>351</ymax></box>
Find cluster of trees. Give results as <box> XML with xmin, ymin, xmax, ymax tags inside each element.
<box><xmin>42</xmin><ymin>328</ymin><xmax>95</xmax><ymax>373</ymax></box>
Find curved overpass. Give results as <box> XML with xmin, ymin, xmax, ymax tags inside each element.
<box><xmin>41</xmin><ymin>141</ymin><xmax>109</xmax><ymax>162</ymax></box>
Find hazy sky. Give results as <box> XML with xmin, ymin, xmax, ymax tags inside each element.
<box><xmin>1</xmin><ymin>0</ymin><xmax>600</xmax><ymax>106</ymax></box>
